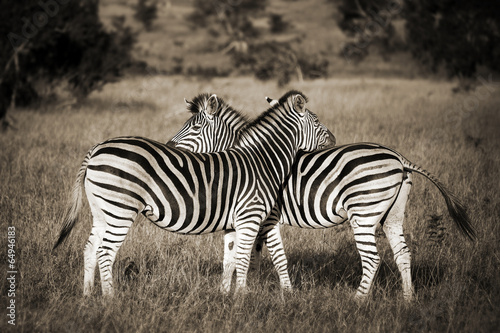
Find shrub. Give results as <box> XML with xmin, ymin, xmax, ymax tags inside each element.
<box><xmin>134</xmin><ymin>0</ymin><xmax>158</xmax><ymax>31</ymax></box>
<box><xmin>232</xmin><ymin>42</ymin><xmax>329</xmax><ymax>86</ymax></box>
<box><xmin>403</xmin><ymin>0</ymin><xmax>500</xmax><ymax>78</ymax></box>
<box><xmin>269</xmin><ymin>13</ymin><xmax>289</xmax><ymax>34</ymax></box>
<box><xmin>188</xmin><ymin>0</ymin><xmax>266</xmax><ymax>38</ymax></box>
<box><xmin>0</xmin><ymin>0</ymin><xmax>135</xmax><ymax>115</ymax></box>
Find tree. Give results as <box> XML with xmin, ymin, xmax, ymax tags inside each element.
<box><xmin>403</xmin><ymin>0</ymin><xmax>500</xmax><ymax>78</ymax></box>
<box><xmin>334</xmin><ymin>0</ymin><xmax>404</xmax><ymax>62</ymax></box>
<box><xmin>0</xmin><ymin>0</ymin><xmax>135</xmax><ymax>129</ymax></box>
<box><xmin>134</xmin><ymin>0</ymin><xmax>158</xmax><ymax>31</ymax></box>
<box><xmin>231</xmin><ymin>42</ymin><xmax>329</xmax><ymax>86</ymax></box>
<box><xmin>335</xmin><ymin>0</ymin><xmax>500</xmax><ymax>78</ymax></box>
<box><xmin>188</xmin><ymin>0</ymin><xmax>266</xmax><ymax>39</ymax></box>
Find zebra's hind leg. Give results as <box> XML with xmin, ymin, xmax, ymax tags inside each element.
<box><xmin>220</xmin><ymin>230</ymin><xmax>237</xmax><ymax>294</ymax></box>
<box><xmin>95</xmin><ymin>212</ymin><xmax>135</xmax><ymax>297</ymax></box>
<box><xmin>84</xmin><ymin>196</ymin><xmax>107</xmax><ymax>296</ymax></box>
<box><xmin>83</xmin><ymin>225</ymin><xmax>105</xmax><ymax>296</ymax></box>
<box><xmin>383</xmin><ymin>172</ymin><xmax>414</xmax><ymax>301</ymax></box>
<box><xmin>348</xmin><ymin>176</ymin><xmax>404</xmax><ymax>300</ymax></box>
<box><xmin>351</xmin><ymin>220</ymin><xmax>380</xmax><ymax>300</ymax></box>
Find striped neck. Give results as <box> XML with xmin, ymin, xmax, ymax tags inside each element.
<box><xmin>216</xmin><ymin>104</ymin><xmax>248</xmax><ymax>149</ymax></box>
<box><xmin>235</xmin><ymin>105</ymin><xmax>300</xmax><ymax>186</ymax></box>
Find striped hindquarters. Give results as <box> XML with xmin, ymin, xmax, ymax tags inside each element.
<box><xmin>280</xmin><ymin>143</ymin><xmax>405</xmax><ymax>228</ymax></box>
<box><xmin>85</xmin><ymin>136</ymin><xmax>247</xmax><ymax>234</ymax></box>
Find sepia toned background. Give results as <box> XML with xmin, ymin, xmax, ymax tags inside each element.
<box><xmin>1</xmin><ymin>0</ymin><xmax>499</xmax><ymax>332</ymax></box>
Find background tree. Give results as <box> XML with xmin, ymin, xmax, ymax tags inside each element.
<box><xmin>334</xmin><ymin>0</ymin><xmax>404</xmax><ymax>62</ymax></box>
<box><xmin>0</xmin><ymin>0</ymin><xmax>135</xmax><ymax>129</ymax></box>
<box><xmin>269</xmin><ymin>13</ymin><xmax>289</xmax><ymax>34</ymax></box>
<box><xmin>334</xmin><ymin>0</ymin><xmax>500</xmax><ymax>79</ymax></box>
<box><xmin>403</xmin><ymin>0</ymin><xmax>500</xmax><ymax>78</ymax></box>
<box><xmin>134</xmin><ymin>0</ymin><xmax>158</xmax><ymax>31</ymax></box>
<box><xmin>188</xmin><ymin>0</ymin><xmax>267</xmax><ymax>40</ymax></box>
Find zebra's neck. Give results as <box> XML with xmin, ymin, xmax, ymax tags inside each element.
<box><xmin>234</xmin><ymin>107</ymin><xmax>299</xmax><ymax>185</ymax></box>
<box><xmin>219</xmin><ymin>106</ymin><xmax>247</xmax><ymax>136</ymax></box>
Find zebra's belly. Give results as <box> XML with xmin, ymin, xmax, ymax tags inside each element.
<box><xmin>150</xmin><ymin>206</ymin><xmax>234</xmax><ymax>234</ymax></box>
<box><xmin>278</xmin><ymin>191</ymin><xmax>348</xmax><ymax>229</ymax></box>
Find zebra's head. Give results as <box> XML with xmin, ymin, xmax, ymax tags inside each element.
<box><xmin>272</xmin><ymin>91</ymin><xmax>336</xmax><ymax>151</ymax></box>
<box><xmin>168</xmin><ymin>93</ymin><xmax>246</xmax><ymax>152</ymax></box>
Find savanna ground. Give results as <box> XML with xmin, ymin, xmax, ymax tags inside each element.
<box><xmin>1</xmin><ymin>76</ymin><xmax>499</xmax><ymax>332</ymax></box>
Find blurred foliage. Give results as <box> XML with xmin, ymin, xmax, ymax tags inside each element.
<box><xmin>333</xmin><ymin>0</ymin><xmax>500</xmax><ymax>77</ymax></box>
<box><xmin>333</xmin><ymin>0</ymin><xmax>406</xmax><ymax>62</ymax></box>
<box><xmin>403</xmin><ymin>0</ymin><xmax>500</xmax><ymax>78</ymax></box>
<box><xmin>134</xmin><ymin>0</ymin><xmax>158</xmax><ymax>31</ymax></box>
<box><xmin>298</xmin><ymin>54</ymin><xmax>330</xmax><ymax>80</ymax></box>
<box><xmin>188</xmin><ymin>0</ymin><xmax>266</xmax><ymax>38</ymax></box>
<box><xmin>185</xmin><ymin>64</ymin><xmax>231</xmax><ymax>78</ymax></box>
<box><xmin>188</xmin><ymin>0</ymin><xmax>326</xmax><ymax>85</ymax></box>
<box><xmin>269</xmin><ymin>13</ymin><xmax>289</xmax><ymax>34</ymax></box>
<box><xmin>0</xmin><ymin>0</ymin><xmax>135</xmax><ymax>121</ymax></box>
<box><xmin>231</xmin><ymin>42</ymin><xmax>329</xmax><ymax>86</ymax></box>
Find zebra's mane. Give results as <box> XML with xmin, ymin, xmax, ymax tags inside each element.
<box><xmin>278</xmin><ymin>89</ymin><xmax>308</xmax><ymax>105</ymax></box>
<box><xmin>186</xmin><ymin>93</ymin><xmax>248</xmax><ymax>130</ymax></box>
<box><xmin>186</xmin><ymin>93</ymin><xmax>215</xmax><ymax>114</ymax></box>
<box><xmin>238</xmin><ymin>90</ymin><xmax>308</xmax><ymax>137</ymax></box>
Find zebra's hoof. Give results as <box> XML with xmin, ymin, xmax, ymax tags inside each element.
<box><xmin>234</xmin><ymin>285</ymin><xmax>249</xmax><ymax>297</ymax></box>
<box><xmin>219</xmin><ymin>284</ymin><xmax>231</xmax><ymax>295</ymax></box>
<box><xmin>403</xmin><ymin>291</ymin><xmax>415</xmax><ymax>302</ymax></box>
<box><xmin>353</xmin><ymin>291</ymin><xmax>369</xmax><ymax>303</ymax></box>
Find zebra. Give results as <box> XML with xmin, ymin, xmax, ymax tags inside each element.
<box><xmin>169</xmin><ymin>93</ymin><xmax>476</xmax><ymax>301</ymax></box>
<box><xmin>52</xmin><ymin>91</ymin><xmax>334</xmax><ymax>297</ymax></box>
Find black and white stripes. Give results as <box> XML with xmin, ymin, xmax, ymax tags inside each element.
<box><xmin>169</xmin><ymin>93</ymin><xmax>476</xmax><ymax>301</ymax></box>
<box><xmin>53</xmin><ymin>91</ymin><xmax>333</xmax><ymax>297</ymax></box>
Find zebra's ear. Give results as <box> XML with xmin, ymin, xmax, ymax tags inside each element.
<box><xmin>265</xmin><ymin>96</ymin><xmax>279</xmax><ymax>107</ymax></box>
<box><xmin>293</xmin><ymin>94</ymin><xmax>306</xmax><ymax>113</ymax></box>
<box><xmin>184</xmin><ymin>98</ymin><xmax>191</xmax><ymax>107</ymax></box>
<box><xmin>206</xmin><ymin>94</ymin><xmax>218</xmax><ymax>116</ymax></box>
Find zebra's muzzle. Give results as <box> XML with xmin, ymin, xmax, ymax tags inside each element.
<box><xmin>166</xmin><ymin>140</ymin><xmax>177</xmax><ymax>148</ymax></box>
<box><xmin>319</xmin><ymin>128</ymin><xmax>336</xmax><ymax>149</ymax></box>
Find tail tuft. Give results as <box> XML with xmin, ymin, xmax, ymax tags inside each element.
<box><xmin>442</xmin><ymin>189</ymin><xmax>476</xmax><ymax>241</ymax></box>
<box><xmin>401</xmin><ymin>157</ymin><xmax>476</xmax><ymax>241</ymax></box>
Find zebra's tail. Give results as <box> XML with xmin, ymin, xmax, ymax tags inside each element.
<box><xmin>400</xmin><ymin>157</ymin><xmax>476</xmax><ymax>241</ymax></box>
<box><xmin>53</xmin><ymin>150</ymin><xmax>92</xmax><ymax>250</ymax></box>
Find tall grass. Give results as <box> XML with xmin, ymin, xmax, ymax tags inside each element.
<box><xmin>1</xmin><ymin>77</ymin><xmax>499</xmax><ymax>332</ymax></box>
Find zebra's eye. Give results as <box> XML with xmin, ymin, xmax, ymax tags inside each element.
<box><xmin>191</xmin><ymin>124</ymin><xmax>202</xmax><ymax>132</ymax></box>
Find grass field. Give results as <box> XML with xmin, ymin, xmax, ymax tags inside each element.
<box><xmin>1</xmin><ymin>76</ymin><xmax>499</xmax><ymax>332</ymax></box>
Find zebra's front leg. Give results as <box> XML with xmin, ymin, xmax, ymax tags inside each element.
<box><xmin>234</xmin><ymin>220</ymin><xmax>261</xmax><ymax>294</ymax></box>
<box><xmin>248</xmin><ymin>207</ymin><xmax>280</xmax><ymax>272</ymax></box>
<box><xmin>249</xmin><ymin>235</ymin><xmax>264</xmax><ymax>271</ymax></box>
<box><xmin>220</xmin><ymin>230</ymin><xmax>237</xmax><ymax>294</ymax></box>
<box><xmin>351</xmin><ymin>220</ymin><xmax>380</xmax><ymax>300</ymax></box>
<box><xmin>262</xmin><ymin>222</ymin><xmax>292</xmax><ymax>290</ymax></box>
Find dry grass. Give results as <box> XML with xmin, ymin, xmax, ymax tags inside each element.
<box><xmin>1</xmin><ymin>76</ymin><xmax>499</xmax><ymax>332</ymax></box>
